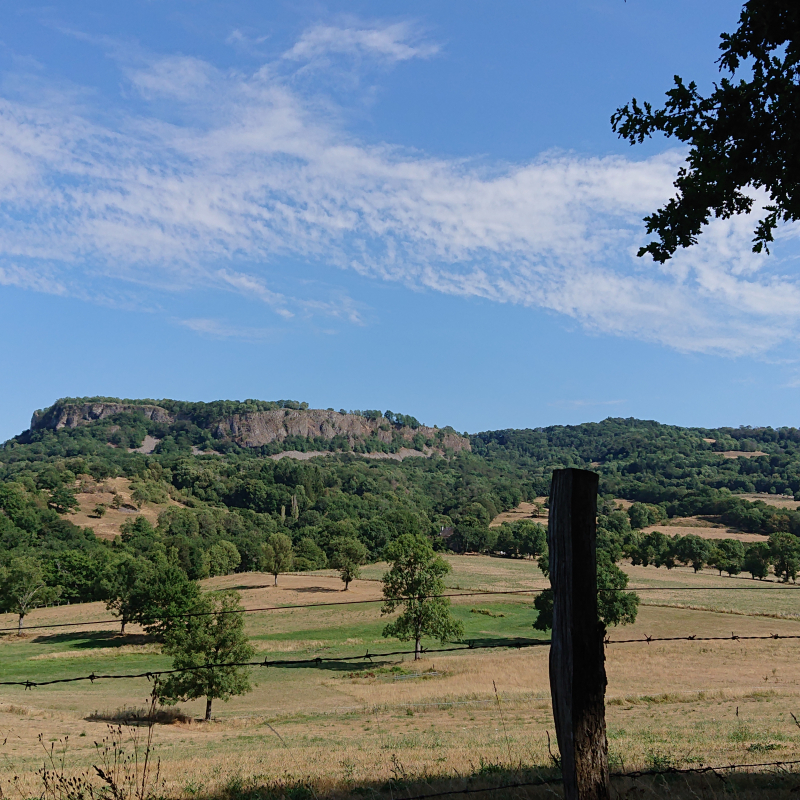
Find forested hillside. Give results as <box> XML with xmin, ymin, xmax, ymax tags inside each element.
<box><xmin>2</xmin><ymin>400</ymin><xmax>800</xmax><ymax>623</ymax></box>
<box><xmin>475</xmin><ymin>419</ymin><xmax>800</xmax><ymax>536</ymax></box>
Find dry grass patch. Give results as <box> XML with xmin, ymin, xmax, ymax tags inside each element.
<box><xmin>67</xmin><ymin>476</ymin><xmax>181</xmax><ymax>540</ymax></box>
<box><xmin>739</xmin><ymin>492</ymin><xmax>799</xmax><ymax>509</ymax></box>
<box><xmin>489</xmin><ymin>500</ymin><xmax>548</xmax><ymax>528</ymax></box>
<box><xmin>621</xmin><ymin>563</ymin><xmax>800</xmax><ymax>618</ymax></box>
<box><xmin>3</xmin><ymin>557</ymin><xmax>800</xmax><ymax>798</ymax></box>
<box><xmin>254</xmin><ymin>639</ymin><xmax>328</xmax><ymax>653</ymax></box>
<box><xmin>641</xmin><ymin>525</ymin><xmax>766</xmax><ymax>543</ymax></box>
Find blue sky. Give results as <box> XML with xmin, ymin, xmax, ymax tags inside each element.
<box><xmin>1</xmin><ymin>1</ymin><xmax>799</xmax><ymax>442</ymax></box>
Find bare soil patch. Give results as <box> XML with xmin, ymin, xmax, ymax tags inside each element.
<box><xmin>720</xmin><ymin>450</ymin><xmax>768</xmax><ymax>459</ymax></box>
<box><xmin>128</xmin><ymin>434</ymin><xmax>160</xmax><ymax>454</ymax></box>
<box><xmin>642</xmin><ymin>525</ymin><xmax>766</xmax><ymax>543</ymax></box>
<box><xmin>489</xmin><ymin>499</ymin><xmax>548</xmax><ymax>528</ymax></box>
<box><xmin>66</xmin><ymin>477</ymin><xmax>181</xmax><ymax>540</ymax></box>
<box><xmin>738</xmin><ymin>492</ymin><xmax>799</xmax><ymax>509</ymax></box>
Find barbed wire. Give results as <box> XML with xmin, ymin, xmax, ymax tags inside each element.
<box><xmin>4</xmin><ymin>630</ymin><xmax>800</xmax><ymax>689</ymax></box>
<box><xmin>2</xmin><ymin>583</ymin><xmax>797</xmax><ymax>634</ymax></box>
<box><xmin>384</xmin><ymin>758</ymin><xmax>800</xmax><ymax>800</ymax></box>
<box><xmin>613</xmin><ymin>759</ymin><xmax>800</xmax><ymax>778</ymax></box>
<box><xmin>0</xmin><ymin>640</ymin><xmax>552</xmax><ymax>688</ymax></box>
<box><xmin>0</xmin><ymin>589</ymin><xmax>547</xmax><ymax>633</ymax></box>
<box><xmin>628</xmin><ymin>585</ymin><xmax>800</xmax><ymax>590</ymax></box>
<box><xmin>605</xmin><ymin>632</ymin><xmax>800</xmax><ymax>644</ymax></box>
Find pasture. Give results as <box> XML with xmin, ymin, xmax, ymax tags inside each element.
<box><xmin>2</xmin><ymin>555</ymin><xmax>800</xmax><ymax>798</ymax></box>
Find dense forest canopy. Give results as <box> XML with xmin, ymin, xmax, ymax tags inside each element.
<box><xmin>2</xmin><ymin>399</ymin><xmax>800</xmax><ymax>616</ymax></box>
<box><xmin>475</xmin><ymin>418</ymin><xmax>800</xmax><ymax>501</ymax></box>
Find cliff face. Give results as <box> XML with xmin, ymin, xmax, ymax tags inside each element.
<box><xmin>213</xmin><ymin>408</ymin><xmax>469</xmax><ymax>452</ymax></box>
<box><xmin>31</xmin><ymin>402</ymin><xmax>174</xmax><ymax>431</ymax></box>
<box><xmin>30</xmin><ymin>401</ymin><xmax>471</xmax><ymax>454</ymax></box>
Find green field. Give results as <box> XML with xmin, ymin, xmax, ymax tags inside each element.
<box><xmin>3</xmin><ymin>555</ymin><xmax>800</xmax><ymax>799</ymax></box>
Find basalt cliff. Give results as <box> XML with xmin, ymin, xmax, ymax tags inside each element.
<box><xmin>29</xmin><ymin>399</ymin><xmax>470</xmax><ymax>455</ymax></box>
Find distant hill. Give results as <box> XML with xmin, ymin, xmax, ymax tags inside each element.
<box><xmin>3</xmin><ymin>402</ymin><xmax>800</xmax><ymax>608</ymax></box>
<box><xmin>23</xmin><ymin>397</ymin><xmax>470</xmax><ymax>457</ymax></box>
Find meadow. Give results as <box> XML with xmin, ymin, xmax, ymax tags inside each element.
<box><xmin>2</xmin><ymin>555</ymin><xmax>800</xmax><ymax>799</ymax></box>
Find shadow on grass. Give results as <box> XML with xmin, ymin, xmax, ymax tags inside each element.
<box><xmin>226</xmin><ymin>584</ymin><xmax>343</xmax><ymax>593</ymax></box>
<box><xmin>289</xmin><ymin>586</ymin><xmax>346</xmax><ymax>594</ymax></box>
<box><xmin>265</xmin><ymin>637</ymin><xmax>547</xmax><ymax>672</ymax></box>
<box><xmin>458</xmin><ymin>636</ymin><xmax>549</xmax><ymax>650</ymax></box>
<box><xmin>194</xmin><ymin>763</ymin><xmax>800</xmax><ymax>799</ymax></box>
<box><xmin>227</xmin><ymin>584</ymin><xmax>272</xmax><ymax>591</ymax></box>
<box><xmin>32</xmin><ymin>630</ymin><xmax>156</xmax><ymax>648</ymax></box>
<box><xmin>272</xmin><ymin>657</ymin><xmax>401</xmax><ymax>673</ymax></box>
<box><xmin>86</xmin><ymin>705</ymin><xmax>192</xmax><ymax>726</ymax></box>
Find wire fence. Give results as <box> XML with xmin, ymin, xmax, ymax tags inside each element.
<box><xmin>4</xmin><ymin>630</ymin><xmax>800</xmax><ymax>688</ymax></box>
<box><xmin>0</xmin><ymin>589</ymin><xmax>549</xmax><ymax>633</ymax></box>
<box><xmin>3</xmin><ymin>573</ymin><xmax>800</xmax><ymax>795</ymax></box>
<box><xmin>1</xmin><ymin>639</ymin><xmax>549</xmax><ymax>687</ymax></box>
<box><xmin>2</xmin><ymin>583</ymin><xmax>798</xmax><ymax>634</ymax></box>
<box><xmin>392</xmin><ymin>759</ymin><xmax>800</xmax><ymax>800</ymax></box>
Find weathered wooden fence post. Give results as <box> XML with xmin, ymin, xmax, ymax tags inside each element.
<box><xmin>548</xmin><ymin>468</ymin><xmax>609</xmax><ymax>800</ymax></box>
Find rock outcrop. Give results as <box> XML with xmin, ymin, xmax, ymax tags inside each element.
<box><xmin>29</xmin><ymin>401</ymin><xmax>471</xmax><ymax>454</ymax></box>
<box><xmin>32</xmin><ymin>402</ymin><xmax>173</xmax><ymax>431</ymax></box>
<box><xmin>212</xmin><ymin>408</ymin><xmax>468</xmax><ymax>452</ymax></box>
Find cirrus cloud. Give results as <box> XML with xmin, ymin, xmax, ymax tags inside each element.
<box><xmin>0</xmin><ymin>21</ymin><xmax>798</xmax><ymax>357</ymax></box>
<box><xmin>283</xmin><ymin>21</ymin><xmax>440</xmax><ymax>64</ymax></box>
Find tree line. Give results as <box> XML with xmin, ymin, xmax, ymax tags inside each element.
<box><xmin>474</xmin><ymin>418</ymin><xmax>800</xmax><ymax>501</ymax></box>
<box><xmin>598</xmin><ymin>501</ymin><xmax>799</xmax><ymax>582</ymax></box>
<box><xmin>0</xmin><ymin>501</ymin><xmax>369</xmax><ymax>634</ymax></box>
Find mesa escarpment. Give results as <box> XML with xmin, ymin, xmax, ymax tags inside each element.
<box><xmin>32</xmin><ymin>402</ymin><xmax>173</xmax><ymax>430</ymax></box>
<box><xmin>29</xmin><ymin>399</ymin><xmax>471</xmax><ymax>454</ymax></box>
<box><xmin>213</xmin><ymin>408</ymin><xmax>468</xmax><ymax>451</ymax></box>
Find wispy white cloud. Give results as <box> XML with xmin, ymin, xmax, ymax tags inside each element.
<box><xmin>214</xmin><ymin>269</ymin><xmax>293</xmax><ymax>318</ymax></box>
<box><xmin>226</xmin><ymin>30</ymin><xmax>270</xmax><ymax>49</ymax></box>
<box><xmin>0</xmin><ymin>21</ymin><xmax>798</xmax><ymax>356</ymax></box>
<box><xmin>178</xmin><ymin>318</ymin><xmax>278</xmax><ymax>341</ymax></box>
<box><xmin>125</xmin><ymin>55</ymin><xmax>215</xmax><ymax>101</ymax></box>
<box><xmin>0</xmin><ymin>264</ymin><xmax>66</xmax><ymax>295</ymax></box>
<box><xmin>283</xmin><ymin>21</ymin><xmax>439</xmax><ymax>64</ymax></box>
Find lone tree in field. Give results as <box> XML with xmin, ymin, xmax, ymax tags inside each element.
<box><xmin>261</xmin><ymin>533</ymin><xmax>293</xmax><ymax>586</ymax></box>
<box><xmin>709</xmin><ymin>539</ymin><xmax>745</xmax><ymax>577</ymax></box>
<box><xmin>534</xmin><ymin>550</ymin><xmax>638</xmax><ymax>631</ymax></box>
<box><xmin>770</xmin><ymin>531</ymin><xmax>800</xmax><ymax>582</ymax></box>
<box><xmin>744</xmin><ymin>541</ymin><xmax>771</xmax><ymax>579</ymax></box>
<box><xmin>0</xmin><ymin>557</ymin><xmax>61</xmax><ymax>634</ymax></box>
<box><xmin>330</xmin><ymin>536</ymin><xmax>368</xmax><ymax>590</ymax></box>
<box><xmin>103</xmin><ymin>553</ymin><xmax>200</xmax><ymax>637</ymax></box>
<box><xmin>103</xmin><ymin>553</ymin><xmax>148</xmax><ymax>634</ymax></box>
<box><xmin>675</xmin><ymin>534</ymin><xmax>711</xmax><ymax>573</ymax></box>
<box><xmin>157</xmin><ymin>591</ymin><xmax>255</xmax><ymax>721</ymax></box>
<box><xmin>381</xmin><ymin>534</ymin><xmax>463</xmax><ymax>660</ymax></box>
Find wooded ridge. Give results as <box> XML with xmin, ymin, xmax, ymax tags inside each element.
<box><xmin>2</xmin><ymin>399</ymin><xmax>800</xmax><ymax>622</ymax></box>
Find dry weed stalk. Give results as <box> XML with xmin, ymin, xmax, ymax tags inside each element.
<box><xmin>3</xmin><ymin>694</ymin><xmax>163</xmax><ymax>800</ymax></box>
<box><xmin>492</xmin><ymin>680</ymin><xmax>516</xmax><ymax>771</ymax></box>
<box><xmin>92</xmin><ymin>693</ymin><xmax>162</xmax><ymax>800</ymax></box>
